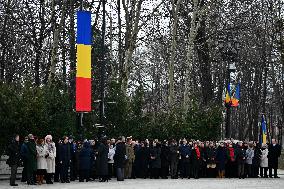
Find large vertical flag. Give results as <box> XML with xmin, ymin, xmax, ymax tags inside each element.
<box><xmin>231</xmin><ymin>83</ymin><xmax>240</xmax><ymax>107</ymax></box>
<box><xmin>224</xmin><ymin>83</ymin><xmax>231</xmax><ymax>106</ymax></box>
<box><xmin>76</xmin><ymin>11</ymin><xmax>92</xmax><ymax>112</ymax></box>
<box><xmin>261</xmin><ymin>115</ymin><xmax>267</xmax><ymax>144</ymax></box>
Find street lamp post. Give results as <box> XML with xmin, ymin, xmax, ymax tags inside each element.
<box><xmin>99</xmin><ymin>0</ymin><xmax>106</xmax><ymax>139</ymax></box>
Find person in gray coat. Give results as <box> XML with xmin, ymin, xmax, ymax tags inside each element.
<box><xmin>245</xmin><ymin>142</ymin><xmax>254</xmax><ymax>178</ymax></box>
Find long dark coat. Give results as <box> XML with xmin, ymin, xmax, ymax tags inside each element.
<box><xmin>79</xmin><ymin>142</ymin><xmax>92</xmax><ymax>170</ymax></box>
<box><xmin>59</xmin><ymin>143</ymin><xmax>71</xmax><ymax>165</ymax></box>
<box><xmin>114</xmin><ymin>142</ymin><xmax>126</xmax><ymax>168</ymax></box>
<box><xmin>161</xmin><ymin>145</ymin><xmax>170</xmax><ymax>168</ymax></box>
<box><xmin>206</xmin><ymin>147</ymin><xmax>216</xmax><ymax>164</ymax></box>
<box><xmin>236</xmin><ymin>146</ymin><xmax>246</xmax><ymax>165</ymax></box>
<box><xmin>136</xmin><ymin>146</ymin><xmax>149</xmax><ymax>177</ymax></box>
<box><xmin>216</xmin><ymin>146</ymin><xmax>227</xmax><ymax>171</ymax></box>
<box><xmin>6</xmin><ymin>140</ymin><xmax>20</xmax><ymax>166</ymax></box>
<box><xmin>97</xmin><ymin>143</ymin><xmax>108</xmax><ymax>176</ymax></box>
<box><xmin>26</xmin><ymin>140</ymin><xmax>37</xmax><ymax>173</ymax></box>
<box><xmin>268</xmin><ymin>144</ymin><xmax>281</xmax><ymax>169</ymax></box>
<box><xmin>169</xmin><ymin>144</ymin><xmax>179</xmax><ymax>163</ymax></box>
<box><xmin>150</xmin><ymin>146</ymin><xmax>161</xmax><ymax>169</ymax></box>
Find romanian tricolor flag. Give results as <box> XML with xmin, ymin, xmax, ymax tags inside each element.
<box><xmin>261</xmin><ymin>115</ymin><xmax>267</xmax><ymax>144</ymax></box>
<box><xmin>76</xmin><ymin>11</ymin><xmax>92</xmax><ymax>112</ymax></box>
<box><xmin>224</xmin><ymin>83</ymin><xmax>231</xmax><ymax>106</ymax></box>
<box><xmin>231</xmin><ymin>83</ymin><xmax>240</xmax><ymax>107</ymax></box>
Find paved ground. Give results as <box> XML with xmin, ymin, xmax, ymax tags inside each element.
<box><xmin>0</xmin><ymin>177</ymin><xmax>284</xmax><ymax>189</ymax></box>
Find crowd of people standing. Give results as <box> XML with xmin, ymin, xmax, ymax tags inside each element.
<box><xmin>5</xmin><ymin>134</ymin><xmax>282</xmax><ymax>186</ymax></box>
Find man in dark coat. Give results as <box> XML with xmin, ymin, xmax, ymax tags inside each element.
<box><xmin>149</xmin><ymin>141</ymin><xmax>161</xmax><ymax>179</ymax></box>
<box><xmin>252</xmin><ymin>143</ymin><xmax>261</xmax><ymax>178</ymax></box>
<box><xmin>236</xmin><ymin>142</ymin><xmax>246</xmax><ymax>179</ymax></box>
<box><xmin>78</xmin><ymin>141</ymin><xmax>92</xmax><ymax>182</ymax></box>
<box><xmin>114</xmin><ymin>137</ymin><xmax>126</xmax><ymax>181</ymax></box>
<box><xmin>206</xmin><ymin>142</ymin><xmax>216</xmax><ymax>178</ymax></box>
<box><xmin>26</xmin><ymin>134</ymin><xmax>37</xmax><ymax>185</ymax></box>
<box><xmin>169</xmin><ymin>139</ymin><xmax>179</xmax><ymax>179</ymax></box>
<box><xmin>179</xmin><ymin>139</ymin><xmax>191</xmax><ymax>179</ymax></box>
<box><xmin>6</xmin><ymin>134</ymin><xmax>21</xmax><ymax>186</ymax></box>
<box><xmin>268</xmin><ymin>139</ymin><xmax>282</xmax><ymax>178</ymax></box>
<box><xmin>136</xmin><ymin>141</ymin><xmax>149</xmax><ymax>178</ymax></box>
<box><xmin>97</xmin><ymin>139</ymin><xmax>109</xmax><ymax>182</ymax></box>
<box><xmin>59</xmin><ymin>136</ymin><xmax>71</xmax><ymax>183</ymax></box>
<box><xmin>20</xmin><ymin>136</ymin><xmax>29</xmax><ymax>182</ymax></box>
<box><xmin>69</xmin><ymin>136</ymin><xmax>78</xmax><ymax>181</ymax></box>
<box><xmin>160</xmin><ymin>141</ymin><xmax>170</xmax><ymax>179</ymax></box>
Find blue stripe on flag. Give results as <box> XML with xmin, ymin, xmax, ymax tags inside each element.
<box><xmin>77</xmin><ymin>11</ymin><xmax>91</xmax><ymax>45</ymax></box>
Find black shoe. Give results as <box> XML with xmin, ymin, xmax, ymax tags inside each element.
<box><xmin>274</xmin><ymin>176</ymin><xmax>280</xmax><ymax>178</ymax></box>
<box><xmin>10</xmin><ymin>184</ymin><xmax>18</xmax><ymax>186</ymax></box>
<box><xmin>61</xmin><ymin>180</ymin><xmax>65</xmax><ymax>183</ymax></box>
<box><xmin>66</xmin><ymin>180</ymin><xmax>70</xmax><ymax>183</ymax></box>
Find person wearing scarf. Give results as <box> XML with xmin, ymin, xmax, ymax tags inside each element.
<box><xmin>191</xmin><ymin>143</ymin><xmax>201</xmax><ymax>179</ymax></box>
<box><xmin>226</xmin><ymin>143</ymin><xmax>236</xmax><ymax>178</ymax></box>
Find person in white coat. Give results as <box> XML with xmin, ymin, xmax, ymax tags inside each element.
<box><xmin>108</xmin><ymin>142</ymin><xmax>116</xmax><ymax>179</ymax></box>
<box><xmin>260</xmin><ymin>144</ymin><xmax>269</xmax><ymax>178</ymax></box>
<box><xmin>36</xmin><ymin>138</ymin><xmax>48</xmax><ymax>185</ymax></box>
<box><xmin>45</xmin><ymin>135</ymin><xmax>56</xmax><ymax>184</ymax></box>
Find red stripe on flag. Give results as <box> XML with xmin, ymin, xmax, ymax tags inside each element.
<box><xmin>76</xmin><ymin>77</ymin><xmax>91</xmax><ymax>112</ymax></box>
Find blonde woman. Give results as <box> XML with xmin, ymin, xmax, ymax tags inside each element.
<box><xmin>36</xmin><ymin>139</ymin><xmax>48</xmax><ymax>185</ymax></box>
<box><xmin>45</xmin><ymin>135</ymin><xmax>56</xmax><ymax>184</ymax></box>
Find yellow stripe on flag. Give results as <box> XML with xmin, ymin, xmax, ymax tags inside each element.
<box><xmin>263</xmin><ymin>134</ymin><xmax>266</xmax><ymax>144</ymax></box>
<box><xmin>76</xmin><ymin>44</ymin><xmax>91</xmax><ymax>78</ymax></box>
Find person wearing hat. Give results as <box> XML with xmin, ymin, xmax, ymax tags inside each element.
<box><xmin>26</xmin><ymin>134</ymin><xmax>37</xmax><ymax>185</ymax></box>
<box><xmin>260</xmin><ymin>143</ymin><xmax>269</xmax><ymax>178</ymax></box>
<box><xmin>45</xmin><ymin>135</ymin><xmax>56</xmax><ymax>184</ymax></box>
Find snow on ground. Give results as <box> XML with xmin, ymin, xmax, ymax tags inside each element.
<box><xmin>1</xmin><ymin>170</ymin><xmax>284</xmax><ymax>189</ymax></box>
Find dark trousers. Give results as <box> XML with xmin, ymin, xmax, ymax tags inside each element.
<box><xmin>245</xmin><ymin>164</ymin><xmax>252</xmax><ymax>178</ymax></box>
<box><xmin>60</xmin><ymin>163</ymin><xmax>69</xmax><ymax>182</ymax></box>
<box><xmin>116</xmin><ymin>168</ymin><xmax>125</xmax><ymax>181</ymax></box>
<box><xmin>27</xmin><ymin>170</ymin><xmax>35</xmax><ymax>184</ymax></box>
<box><xmin>160</xmin><ymin>165</ymin><xmax>169</xmax><ymax>178</ymax></box>
<box><xmin>54</xmin><ymin>164</ymin><xmax>61</xmax><ymax>182</ymax></box>
<box><xmin>252</xmin><ymin>165</ymin><xmax>259</xmax><ymax>178</ymax></box>
<box><xmin>21</xmin><ymin>161</ymin><xmax>27</xmax><ymax>182</ymax></box>
<box><xmin>70</xmin><ymin>161</ymin><xmax>77</xmax><ymax>180</ymax></box>
<box><xmin>10</xmin><ymin>165</ymin><xmax>17</xmax><ymax>185</ymax></box>
<box><xmin>181</xmin><ymin>161</ymin><xmax>190</xmax><ymax>178</ymax></box>
<box><xmin>207</xmin><ymin>168</ymin><xmax>216</xmax><ymax>178</ymax></box>
<box><xmin>269</xmin><ymin>167</ymin><xmax>278</xmax><ymax>178</ymax></box>
<box><xmin>226</xmin><ymin>161</ymin><xmax>236</xmax><ymax>178</ymax></box>
<box><xmin>79</xmin><ymin>169</ymin><xmax>90</xmax><ymax>181</ymax></box>
<box><xmin>170</xmin><ymin>160</ymin><xmax>178</xmax><ymax>178</ymax></box>
<box><xmin>238</xmin><ymin>163</ymin><xmax>245</xmax><ymax>178</ymax></box>
<box><xmin>150</xmin><ymin>168</ymin><xmax>160</xmax><ymax>179</ymax></box>
<box><xmin>108</xmin><ymin>163</ymin><xmax>114</xmax><ymax>178</ymax></box>
<box><xmin>192</xmin><ymin>161</ymin><xmax>200</xmax><ymax>179</ymax></box>
<box><xmin>260</xmin><ymin>167</ymin><xmax>268</xmax><ymax>177</ymax></box>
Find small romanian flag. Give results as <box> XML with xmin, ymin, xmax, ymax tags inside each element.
<box><xmin>76</xmin><ymin>11</ymin><xmax>92</xmax><ymax>112</ymax></box>
<box><xmin>231</xmin><ymin>83</ymin><xmax>240</xmax><ymax>107</ymax></box>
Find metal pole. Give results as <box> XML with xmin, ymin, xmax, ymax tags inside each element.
<box><xmin>99</xmin><ymin>0</ymin><xmax>106</xmax><ymax>139</ymax></box>
<box><xmin>225</xmin><ymin>63</ymin><xmax>231</xmax><ymax>139</ymax></box>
